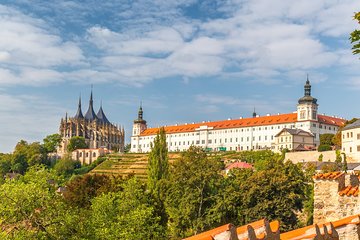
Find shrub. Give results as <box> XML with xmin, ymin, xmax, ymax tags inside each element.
<box><xmin>318</xmin><ymin>144</ymin><xmax>332</xmax><ymax>152</ymax></box>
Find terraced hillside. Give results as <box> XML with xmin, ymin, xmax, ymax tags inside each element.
<box><xmin>91</xmin><ymin>153</ymin><xmax>181</xmax><ymax>180</ymax></box>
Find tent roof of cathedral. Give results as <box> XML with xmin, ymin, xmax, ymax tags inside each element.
<box><xmin>139</xmin><ymin>113</ymin><xmax>345</xmax><ymax>136</ymax></box>
<box><xmin>97</xmin><ymin>105</ymin><xmax>110</xmax><ymax>124</ymax></box>
<box><xmin>84</xmin><ymin>91</ymin><xmax>98</xmax><ymax>121</ymax></box>
<box><xmin>74</xmin><ymin>96</ymin><xmax>84</xmax><ymax>119</ymax></box>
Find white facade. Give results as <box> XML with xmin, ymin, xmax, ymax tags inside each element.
<box><xmin>131</xmin><ymin>80</ymin><xmax>345</xmax><ymax>153</ymax></box>
<box><xmin>342</xmin><ymin>120</ymin><xmax>360</xmax><ymax>162</ymax></box>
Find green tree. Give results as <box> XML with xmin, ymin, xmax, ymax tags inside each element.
<box><xmin>351</xmin><ymin>12</ymin><xmax>360</xmax><ymax>55</ymax></box>
<box><xmin>124</xmin><ymin>143</ymin><xmax>131</xmax><ymax>153</ymax></box>
<box><xmin>147</xmin><ymin>127</ymin><xmax>169</xmax><ymax>193</ymax></box>
<box><xmin>233</xmin><ymin>159</ymin><xmax>307</xmax><ymax>231</ymax></box>
<box><xmin>319</xmin><ymin>134</ymin><xmax>334</xmax><ymax>146</ymax></box>
<box><xmin>90</xmin><ymin>178</ymin><xmax>166</xmax><ymax>240</ymax></box>
<box><xmin>63</xmin><ymin>174</ymin><xmax>123</xmax><ymax>208</ymax></box>
<box><xmin>335</xmin><ymin>150</ymin><xmax>343</xmax><ymax>170</ymax></box>
<box><xmin>0</xmin><ymin>166</ymin><xmax>78</xmax><ymax>239</ymax></box>
<box><xmin>67</xmin><ymin>136</ymin><xmax>87</xmax><ymax>152</ymax></box>
<box><xmin>342</xmin><ymin>153</ymin><xmax>348</xmax><ymax>172</ymax></box>
<box><xmin>54</xmin><ymin>155</ymin><xmax>80</xmax><ymax>176</ymax></box>
<box><xmin>164</xmin><ymin>146</ymin><xmax>224</xmax><ymax>238</ymax></box>
<box><xmin>43</xmin><ymin>133</ymin><xmax>62</xmax><ymax>153</ymax></box>
<box><xmin>318</xmin><ymin>153</ymin><xmax>323</xmax><ymax>162</ymax></box>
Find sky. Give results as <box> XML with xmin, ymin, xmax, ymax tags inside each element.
<box><xmin>0</xmin><ymin>0</ymin><xmax>359</xmax><ymax>153</ymax></box>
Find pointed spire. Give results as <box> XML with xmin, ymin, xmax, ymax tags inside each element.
<box><xmin>138</xmin><ymin>101</ymin><xmax>143</xmax><ymax>120</ymax></box>
<box><xmin>298</xmin><ymin>75</ymin><xmax>317</xmax><ymax>104</ymax></box>
<box><xmin>84</xmin><ymin>86</ymin><xmax>98</xmax><ymax>121</ymax></box>
<box><xmin>252</xmin><ymin>107</ymin><xmax>257</xmax><ymax>118</ymax></box>
<box><xmin>134</xmin><ymin>101</ymin><xmax>146</xmax><ymax>124</ymax></box>
<box><xmin>304</xmin><ymin>75</ymin><xmax>311</xmax><ymax>96</ymax></box>
<box><xmin>97</xmin><ymin>100</ymin><xmax>110</xmax><ymax>124</ymax></box>
<box><xmin>74</xmin><ymin>94</ymin><xmax>84</xmax><ymax>119</ymax></box>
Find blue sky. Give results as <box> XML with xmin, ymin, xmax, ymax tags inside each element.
<box><xmin>0</xmin><ymin>0</ymin><xmax>359</xmax><ymax>153</ymax></box>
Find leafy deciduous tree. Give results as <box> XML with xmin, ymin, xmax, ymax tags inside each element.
<box><xmin>66</xmin><ymin>136</ymin><xmax>87</xmax><ymax>152</ymax></box>
<box><xmin>351</xmin><ymin>12</ymin><xmax>360</xmax><ymax>55</ymax></box>
<box><xmin>43</xmin><ymin>133</ymin><xmax>62</xmax><ymax>153</ymax></box>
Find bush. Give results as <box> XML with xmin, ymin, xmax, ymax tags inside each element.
<box><xmin>318</xmin><ymin>144</ymin><xmax>332</xmax><ymax>152</ymax></box>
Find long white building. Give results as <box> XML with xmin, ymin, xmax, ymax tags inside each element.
<box><xmin>131</xmin><ymin>79</ymin><xmax>345</xmax><ymax>153</ymax></box>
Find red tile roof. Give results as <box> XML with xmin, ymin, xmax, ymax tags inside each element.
<box><xmin>339</xmin><ymin>185</ymin><xmax>359</xmax><ymax>197</ymax></box>
<box><xmin>280</xmin><ymin>215</ymin><xmax>360</xmax><ymax>239</ymax></box>
<box><xmin>183</xmin><ymin>223</ymin><xmax>233</xmax><ymax>240</ymax></box>
<box><xmin>140</xmin><ymin>113</ymin><xmax>345</xmax><ymax>136</ymax></box>
<box><xmin>183</xmin><ymin>219</ymin><xmax>280</xmax><ymax>240</ymax></box>
<box><xmin>226</xmin><ymin>162</ymin><xmax>253</xmax><ymax>170</ymax></box>
<box><xmin>313</xmin><ymin>172</ymin><xmax>344</xmax><ymax>180</ymax></box>
<box><xmin>318</xmin><ymin>115</ymin><xmax>346</xmax><ymax>127</ymax></box>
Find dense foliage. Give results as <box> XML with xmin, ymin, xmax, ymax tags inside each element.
<box><xmin>0</xmin><ymin>138</ymin><xmax>313</xmax><ymax>239</ymax></box>
<box><xmin>147</xmin><ymin>127</ymin><xmax>169</xmax><ymax>193</ymax></box>
<box><xmin>66</xmin><ymin>136</ymin><xmax>88</xmax><ymax>152</ymax></box>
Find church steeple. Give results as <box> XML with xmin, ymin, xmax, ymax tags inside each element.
<box><xmin>298</xmin><ymin>76</ymin><xmax>317</xmax><ymax>105</ymax></box>
<box><xmin>74</xmin><ymin>95</ymin><xmax>84</xmax><ymax>119</ymax></box>
<box><xmin>97</xmin><ymin>100</ymin><xmax>110</xmax><ymax>124</ymax></box>
<box><xmin>84</xmin><ymin>86</ymin><xmax>98</xmax><ymax>121</ymax></box>
<box><xmin>252</xmin><ymin>107</ymin><xmax>257</xmax><ymax>118</ymax></box>
<box><xmin>134</xmin><ymin>102</ymin><xmax>146</xmax><ymax>124</ymax></box>
<box><xmin>304</xmin><ymin>74</ymin><xmax>311</xmax><ymax>96</ymax></box>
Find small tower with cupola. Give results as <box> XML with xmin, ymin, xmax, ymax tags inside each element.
<box><xmin>297</xmin><ymin>76</ymin><xmax>318</xmax><ymax>122</ymax></box>
<box><xmin>133</xmin><ymin>103</ymin><xmax>147</xmax><ymax>136</ymax></box>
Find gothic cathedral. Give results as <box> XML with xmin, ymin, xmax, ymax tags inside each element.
<box><xmin>58</xmin><ymin>90</ymin><xmax>125</xmax><ymax>154</ymax></box>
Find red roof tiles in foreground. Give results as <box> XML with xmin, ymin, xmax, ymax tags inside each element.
<box><xmin>339</xmin><ymin>185</ymin><xmax>359</xmax><ymax>197</ymax></box>
<box><xmin>313</xmin><ymin>172</ymin><xmax>344</xmax><ymax>180</ymax></box>
<box><xmin>140</xmin><ymin>113</ymin><xmax>345</xmax><ymax>136</ymax></box>
<box><xmin>280</xmin><ymin>214</ymin><xmax>360</xmax><ymax>240</ymax></box>
<box><xmin>183</xmin><ymin>219</ymin><xmax>280</xmax><ymax>240</ymax></box>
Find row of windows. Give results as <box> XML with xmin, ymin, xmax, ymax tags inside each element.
<box><xmin>79</xmin><ymin>152</ymin><xmax>97</xmax><ymax>157</ymax></box>
<box><xmin>343</xmin><ymin>146</ymin><xmax>360</xmax><ymax>153</ymax></box>
<box><xmin>343</xmin><ymin>132</ymin><xmax>360</xmax><ymax>140</ymax></box>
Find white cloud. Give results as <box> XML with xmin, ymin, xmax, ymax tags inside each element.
<box><xmin>0</xmin><ymin>92</ymin><xmax>65</xmax><ymax>152</ymax></box>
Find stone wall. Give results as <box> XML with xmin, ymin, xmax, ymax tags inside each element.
<box><xmin>314</xmin><ymin>173</ymin><xmax>360</xmax><ymax>225</ymax></box>
<box><xmin>285</xmin><ymin>150</ymin><xmax>336</xmax><ymax>163</ymax></box>
<box><xmin>313</xmin><ymin>174</ymin><xmax>345</xmax><ymax>224</ymax></box>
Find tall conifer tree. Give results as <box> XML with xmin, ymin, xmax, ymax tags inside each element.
<box><xmin>147</xmin><ymin>127</ymin><xmax>168</xmax><ymax>193</ymax></box>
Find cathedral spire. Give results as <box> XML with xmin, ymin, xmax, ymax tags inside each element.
<box><xmin>252</xmin><ymin>107</ymin><xmax>257</xmax><ymax>118</ymax></box>
<box><xmin>97</xmin><ymin>99</ymin><xmax>110</xmax><ymax>124</ymax></box>
<box><xmin>84</xmin><ymin>86</ymin><xmax>98</xmax><ymax>121</ymax></box>
<box><xmin>74</xmin><ymin>94</ymin><xmax>84</xmax><ymax>119</ymax></box>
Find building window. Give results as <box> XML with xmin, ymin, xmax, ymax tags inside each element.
<box><xmin>357</xmin><ymin>134</ymin><xmax>360</xmax><ymax>140</ymax></box>
<box><xmin>201</xmin><ymin>140</ymin><xmax>205</xmax><ymax>144</ymax></box>
<box><xmin>86</xmin><ymin>152</ymin><xmax>89</xmax><ymax>157</ymax></box>
<box><xmin>208</xmin><ymin>140</ymin><xmax>212</xmax><ymax>144</ymax></box>
<box><xmin>350</xmin><ymin>147</ymin><xmax>352</xmax><ymax>152</ymax></box>
<box><xmin>79</xmin><ymin>152</ymin><xmax>82</xmax><ymax>157</ymax></box>
<box><xmin>351</xmin><ymin>132</ymin><xmax>353</xmax><ymax>138</ymax></box>
<box><xmin>196</xmin><ymin>140</ymin><xmax>200</xmax><ymax>144</ymax></box>
<box><xmin>93</xmin><ymin>152</ymin><xmax>96</xmax><ymax>157</ymax></box>
<box><xmin>357</xmin><ymin>146</ymin><xmax>360</xmax><ymax>152</ymax></box>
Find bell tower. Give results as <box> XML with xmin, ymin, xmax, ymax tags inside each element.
<box><xmin>297</xmin><ymin>76</ymin><xmax>318</xmax><ymax>121</ymax></box>
<box><xmin>131</xmin><ymin>103</ymin><xmax>147</xmax><ymax>153</ymax></box>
